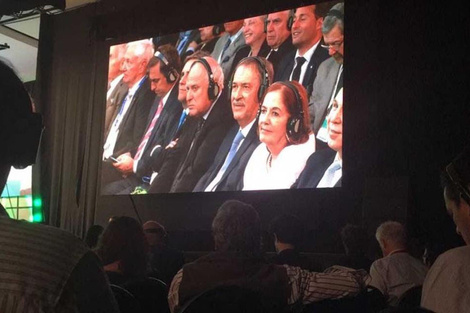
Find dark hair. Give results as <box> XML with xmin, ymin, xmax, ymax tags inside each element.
<box><xmin>340</xmin><ymin>224</ymin><xmax>368</xmax><ymax>255</ymax></box>
<box><xmin>269</xmin><ymin>214</ymin><xmax>304</xmax><ymax>247</ymax></box>
<box><xmin>235</xmin><ymin>57</ymin><xmax>274</xmax><ymax>86</ymax></box>
<box><xmin>183</xmin><ymin>50</ymin><xmax>211</xmax><ymax>64</ymax></box>
<box><xmin>441</xmin><ymin>147</ymin><xmax>470</xmax><ymax>206</ymax></box>
<box><xmin>96</xmin><ymin>216</ymin><xmax>149</xmax><ymax>279</ymax></box>
<box><xmin>148</xmin><ymin>44</ymin><xmax>182</xmax><ymax>79</ymax></box>
<box><xmin>260</xmin><ymin>81</ymin><xmax>311</xmax><ymax>144</ymax></box>
<box><xmin>212</xmin><ymin>200</ymin><xmax>261</xmax><ymax>254</ymax></box>
<box><xmin>84</xmin><ymin>224</ymin><xmax>104</xmax><ymax>249</ymax></box>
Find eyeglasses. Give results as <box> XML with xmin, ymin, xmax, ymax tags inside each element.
<box><xmin>321</xmin><ymin>40</ymin><xmax>343</xmax><ymax>50</ymax></box>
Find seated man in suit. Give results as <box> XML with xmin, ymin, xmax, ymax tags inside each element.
<box><xmin>105</xmin><ymin>43</ymin><xmax>128</xmax><ymax>136</ymax></box>
<box><xmin>274</xmin><ymin>4</ymin><xmax>330</xmax><ymax>95</ymax></box>
<box><xmin>194</xmin><ymin>56</ymin><xmax>273</xmax><ymax>192</ymax></box>
<box><xmin>149</xmin><ymin>56</ymin><xmax>235</xmax><ymax>193</ymax></box>
<box><xmin>265</xmin><ymin>9</ymin><xmax>296</xmax><ymax>75</ymax></box>
<box><xmin>101</xmin><ymin>39</ymin><xmax>155</xmax><ymax>186</ymax></box>
<box><xmin>310</xmin><ymin>2</ymin><xmax>344</xmax><ymax>139</ymax></box>
<box><xmin>102</xmin><ymin>44</ymin><xmax>182</xmax><ymax>194</ymax></box>
<box><xmin>211</xmin><ymin>19</ymin><xmax>246</xmax><ymax>83</ymax></box>
<box><xmin>293</xmin><ymin>88</ymin><xmax>342</xmax><ymax>188</ymax></box>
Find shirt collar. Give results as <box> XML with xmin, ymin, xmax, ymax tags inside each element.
<box><xmin>295</xmin><ymin>39</ymin><xmax>320</xmax><ymax>63</ymax></box>
<box><xmin>240</xmin><ymin>118</ymin><xmax>256</xmax><ymax>137</ymax></box>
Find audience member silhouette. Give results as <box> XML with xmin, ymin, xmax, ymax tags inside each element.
<box><xmin>370</xmin><ymin>221</ymin><xmax>428</xmax><ymax>306</ymax></box>
<box><xmin>96</xmin><ymin>216</ymin><xmax>149</xmax><ymax>285</ymax></box>
<box><xmin>421</xmin><ymin>147</ymin><xmax>470</xmax><ymax>313</ymax></box>
<box><xmin>0</xmin><ymin>59</ymin><xmax>119</xmax><ymax>312</ymax></box>
<box><xmin>269</xmin><ymin>213</ymin><xmax>321</xmax><ymax>271</ymax></box>
<box><xmin>168</xmin><ymin>199</ymin><xmax>370</xmax><ymax>313</ymax></box>
<box><xmin>143</xmin><ymin>220</ymin><xmax>185</xmax><ymax>285</ymax></box>
<box><xmin>340</xmin><ymin>223</ymin><xmax>373</xmax><ymax>270</ymax></box>
<box><xmin>84</xmin><ymin>224</ymin><xmax>104</xmax><ymax>249</ymax></box>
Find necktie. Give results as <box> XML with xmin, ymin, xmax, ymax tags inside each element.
<box><xmin>134</xmin><ymin>99</ymin><xmax>164</xmax><ymax>160</ymax></box>
<box><xmin>220</xmin><ymin>38</ymin><xmax>232</xmax><ymax>62</ymax></box>
<box><xmin>291</xmin><ymin>56</ymin><xmax>306</xmax><ymax>82</ymax></box>
<box><xmin>321</xmin><ymin>161</ymin><xmax>341</xmax><ymax>187</ymax></box>
<box><xmin>220</xmin><ymin>130</ymin><xmax>244</xmax><ymax>173</ymax></box>
<box><xmin>177</xmin><ymin>110</ymin><xmax>187</xmax><ymax>129</ymax></box>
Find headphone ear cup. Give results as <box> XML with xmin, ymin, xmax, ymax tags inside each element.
<box><xmin>264</xmin><ymin>20</ymin><xmax>268</xmax><ymax>33</ymax></box>
<box><xmin>287</xmin><ymin>116</ymin><xmax>302</xmax><ymax>141</ymax></box>
<box><xmin>287</xmin><ymin>15</ymin><xmax>293</xmax><ymax>31</ymax></box>
<box><xmin>168</xmin><ymin>70</ymin><xmax>177</xmax><ymax>83</ymax></box>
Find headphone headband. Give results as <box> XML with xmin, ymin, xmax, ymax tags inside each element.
<box><xmin>191</xmin><ymin>58</ymin><xmax>219</xmax><ymax>100</ymax></box>
<box><xmin>446</xmin><ymin>162</ymin><xmax>470</xmax><ymax>205</ymax></box>
<box><xmin>277</xmin><ymin>81</ymin><xmax>304</xmax><ymax>142</ymax></box>
<box><xmin>154</xmin><ymin>51</ymin><xmax>178</xmax><ymax>83</ymax></box>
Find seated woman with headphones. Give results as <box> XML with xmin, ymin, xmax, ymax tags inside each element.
<box><xmin>243</xmin><ymin>81</ymin><xmax>315</xmax><ymax>190</ymax></box>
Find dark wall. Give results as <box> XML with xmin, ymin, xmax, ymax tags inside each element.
<box><xmin>38</xmin><ymin>0</ymin><xmax>469</xmax><ymax>252</ymax></box>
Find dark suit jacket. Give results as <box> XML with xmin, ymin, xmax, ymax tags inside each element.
<box><xmin>274</xmin><ymin>44</ymin><xmax>329</xmax><ymax>95</ymax></box>
<box><xmin>228</xmin><ymin>41</ymin><xmax>270</xmax><ymax>83</ymax></box>
<box><xmin>135</xmin><ymin>86</ymin><xmax>182</xmax><ymax>178</ymax></box>
<box><xmin>292</xmin><ymin>147</ymin><xmax>340</xmax><ymax>188</ymax></box>
<box><xmin>149</xmin><ymin>91</ymin><xmax>235</xmax><ymax>193</ymax></box>
<box><xmin>193</xmin><ymin>122</ymin><xmax>260</xmax><ymax>192</ymax></box>
<box><xmin>112</xmin><ymin>76</ymin><xmax>155</xmax><ymax>157</ymax></box>
<box><xmin>266</xmin><ymin>37</ymin><xmax>295</xmax><ymax>78</ymax></box>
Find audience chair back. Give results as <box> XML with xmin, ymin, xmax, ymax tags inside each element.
<box><xmin>123</xmin><ymin>277</ymin><xmax>170</xmax><ymax>313</ymax></box>
<box><xmin>177</xmin><ymin>285</ymin><xmax>266</xmax><ymax>313</ymax></box>
<box><xmin>110</xmin><ymin>284</ymin><xmax>141</xmax><ymax>313</ymax></box>
<box><xmin>301</xmin><ymin>285</ymin><xmax>387</xmax><ymax>313</ymax></box>
<box><xmin>397</xmin><ymin>285</ymin><xmax>423</xmax><ymax>309</ymax></box>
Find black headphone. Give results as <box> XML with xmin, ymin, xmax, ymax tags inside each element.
<box><xmin>446</xmin><ymin>160</ymin><xmax>470</xmax><ymax>205</ymax></box>
<box><xmin>212</xmin><ymin>24</ymin><xmax>225</xmax><ymax>36</ymax></box>
<box><xmin>154</xmin><ymin>51</ymin><xmax>178</xmax><ymax>83</ymax></box>
<box><xmin>277</xmin><ymin>81</ymin><xmax>304</xmax><ymax>142</ymax></box>
<box><xmin>191</xmin><ymin>58</ymin><xmax>219</xmax><ymax>100</ymax></box>
<box><xmin>228</xmin><ymin>56</ymin><xmax>269</xmax><ymax>103</ymax></box>
<box><xmin>264</xmin><ymin>9</ymin><xmax>294</xmax><ymax>33</ymax></box>
<box><xmin>4</xmin><ymin>113</ymin><xmax>44</xmax><ymax>169</ymax></box>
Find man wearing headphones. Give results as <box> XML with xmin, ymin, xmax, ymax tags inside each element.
<box><xmin>274</xmin><ymin>4</ymin><xmax>330</xmax><ymax>95</ymax></box>
<box><xmin>293</xmin><ymin>88</ymin><xmax>342</xmax><ymax>188</ymax></box>
<box><xmin>103</xmin><ymin>44</ymin><xmax>183</xmax><ymax>194</ymax></box>
<box><xmin>0</xmin><ymin>61</ymin><xmax>119</xmax><ymax>311</ymax></box>
<box><xmin>194</xmin><ymin>57</ymin><xmax>273</xmax><ymax>192</ymax></box>
<box><xmin>421</xmin><ymin>148</ymin><xmax>470</xmax><ymax>313</ymax></box>
<box><xmin>149</xmin><ymin>56</ymin><xmax>235</xmax><ymax>193</ymax></box>
<box><xmin>265</xmin><ymin>10</ymin><xmax>296</xmax><ymax>75</ymax></box>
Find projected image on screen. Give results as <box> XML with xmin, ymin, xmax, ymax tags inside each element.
<box><xmin>101</xmin><ymin>1</ymin><xmax>344</xmax><ymax>195</ymax></box>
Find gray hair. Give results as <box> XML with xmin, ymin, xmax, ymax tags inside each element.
<box><xmin>322</xmin><ymin>2</ymin><xmax>344</xmax><ymax>35</ymax></box>
<box><xmin>375</xmin><ymin>221</ymin><xmax>407</xmax><ymax>248</ymax></box>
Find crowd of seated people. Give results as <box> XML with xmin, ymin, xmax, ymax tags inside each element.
<box><xmin>5</xmin><ymin>32</ymin><xmax>470</xmax><ymax>312</ymax></box>
<box><xmin>101</xmin><ymin>1</ymin><xmax>346</xmax><ymax>194</ymax></box>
